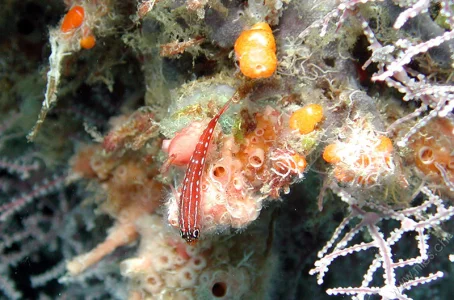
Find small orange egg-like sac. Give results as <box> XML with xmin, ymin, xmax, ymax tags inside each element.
<box><xmin>376</xmin><ymin>136</ymin><xmax>393</xmax><ymax>154</ymax></box>
<box><xmin>234</xmin><ymin>22</ymin><xmax>277</xmax><ymax>79</ymax></box>
<box><xmin>291</xmin><ymin>154</ymin><xmax>307</xmax><ymax>173</ymax></box>
<box><xmin>80</xmin><ymin>35</ymin><xmax>96</xmax><ymax>49</ymax></box>
<box><xmin>289</xmin><ymin>104</ymin><xmax>324</xmax><ymax>134</ymax></box>
<box><xmin>61</xmin><ymin>6</ymin><xmax>85</xmax><ymax>33</ymax></box>
<box><xmin>323</xmin><ymin>144</ymin><xmax>341</xmax><ymax>164</ymax></box>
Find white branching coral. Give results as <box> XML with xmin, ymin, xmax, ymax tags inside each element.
<box><xmin>310</xmin><ymin>186</ymin><xmax>454</xmax><ymax>299</ymax></box>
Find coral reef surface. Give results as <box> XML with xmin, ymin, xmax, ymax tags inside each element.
<box><xmin>0</xmin><ymin>0</ymin><xmax>454</xmax><ymax>299</ymax></box>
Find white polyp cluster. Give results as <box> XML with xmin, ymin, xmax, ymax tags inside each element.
<box><xmin>329</xmin><ymin>118</ymin><xmax>395</xmax><ymax>185</ymax></box>
<box><xmin>120</xmin><ymin>215</ymin><xmax>205</xmax><ymax>297</ymax></box>
<box><xmin>226</xmin><ymin>194</ymin><xmax>262</xmax><ymax>228</ymax></box>
<box><xmin>119</xmin><ymin>214</ymin><xmax>270</xmax><ymax>298</ymax></box>
<box><xmin>199</xmin><ymin>176</ymin><xmax>262</xmax><ymax>231</ymax></box>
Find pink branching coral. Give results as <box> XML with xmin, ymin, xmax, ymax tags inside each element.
<box><xmin>67</xmin><ymin>135</ymin><xmax>163</xmax><ymax>275</ymax></box>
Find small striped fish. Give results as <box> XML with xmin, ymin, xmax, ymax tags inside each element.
<box><xmin>178</xmin><ymin>100</ymin><xmax>232</xmax><ymax>244</ymax></box>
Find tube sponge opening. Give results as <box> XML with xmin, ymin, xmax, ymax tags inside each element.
<box><xmin>212</xmin><ymin>281</ymin><xmax>227</xmax><ymax>297</ymax></box>
<box><xmin>189</xmin><ymin>256</ymin><xmax>207</xmax><ymax>271</ymax></box>
<box><xmin>248</xmin><ymin>147</ymin><xmax>265</xmax><ymax>168</ymax></box>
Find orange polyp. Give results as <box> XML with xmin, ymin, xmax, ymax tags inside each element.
<box><xmin>61</xmin><ymin>6</ymin><xmax>85</xmax><ymax>33</ymax></box>
<box><xmin>356</xmin><ymin>154</ymin><xmax>371</xmax><ymax>168</ymax></box>
<box><xmin>289</xmin><ymin>104</ymin><xmax>324</xmax><ymax>134</ymax></box>
<box><xmin>80</xmin><ymin>35</ymin><xmax>96</xmax><ymax>49</ymax></box>
<box><xmin>234</xmin><ymin>22</ymin><xmax>277</xmax><ymax>79</ymax></box>
<box><xmin>323</xmin><ymin>144</ymin><xmax>341</xmax><ymax>164</ymax></box>
<box><xmin>376</xmin><ymin>136</ymin><xmax>393</xmax><ymax>154</ymax></box>
<box><xmin>333</xmin><ymin>166</ymin><xmax>354</xmax><ymax>183</ymax></box>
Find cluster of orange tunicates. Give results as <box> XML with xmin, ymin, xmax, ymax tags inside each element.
<box><xmin>322</xmin><ymin>119</ymin><xmax>395</xmax><ymax>186</ymax></box>
<box><xmin>408</xmin><ymin>118</ymin><xmax>454</xmax><ymax>194</ymax></box>
<box><xmin>165</xmin><ymin>102</ymin><xmax>324</xmax><ymax>232</ymax></box>
<box><xmin>60</xmin><ymin>5</ymin><xmax>96</xmax><ymax>49</ymax></box>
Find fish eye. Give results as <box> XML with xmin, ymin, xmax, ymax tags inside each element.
<box><xmin>192</xmin><ymin>229</ymin><xmax>200</xmax><ymax>239</ymax></box>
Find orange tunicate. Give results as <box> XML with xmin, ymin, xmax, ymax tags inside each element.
<box><xmin>322</xmin><ymin>144</ymin><xmax>341</xmax><ymax>163</ymax></box>
<box><xmin>289</xmin><ymin>104</ymin><xmax>324</xmax><ymax>134</ymax></box>
<box><xmin>61</xmin><ymin>6</ymin><xmax>85</xmax><ymax>33</ymax></box>
<box><xmin>80</xmin><ymin>35</ymin><xmax>96</xmax><ymax>49</ymax></box>
<box><xmin>234</xmin><ymin>22</ymin><xmax>277</xmax><ymax>79</ymax></box>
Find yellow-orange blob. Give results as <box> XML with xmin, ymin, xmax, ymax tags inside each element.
<box><xmin>80</xmin><ymin>35</ymin><xmax>96</xmax><ymax>49</ymax></box>
<box><xmin>323</xmin><ymin>144</ymin><xmax>341</xmax><ymax>163</ymax></box>
<box><xmin>291</xmin><ymin>154</ymin><xmax>307</xmax><ymax>172</ymax></box>
<box><xmin>289</xmin><ymin>104</ymin><xmax>324</xmax><ymax>134</ymax></box>
<box><xmin>234</xmin><ymin>22</ymin><xmax>277</xmax><ymax>79</ymax></box>
<box><xmin>61</xmin><ymin>6</ymin><xmax>85</xmax><ymax>33</ymax></box>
